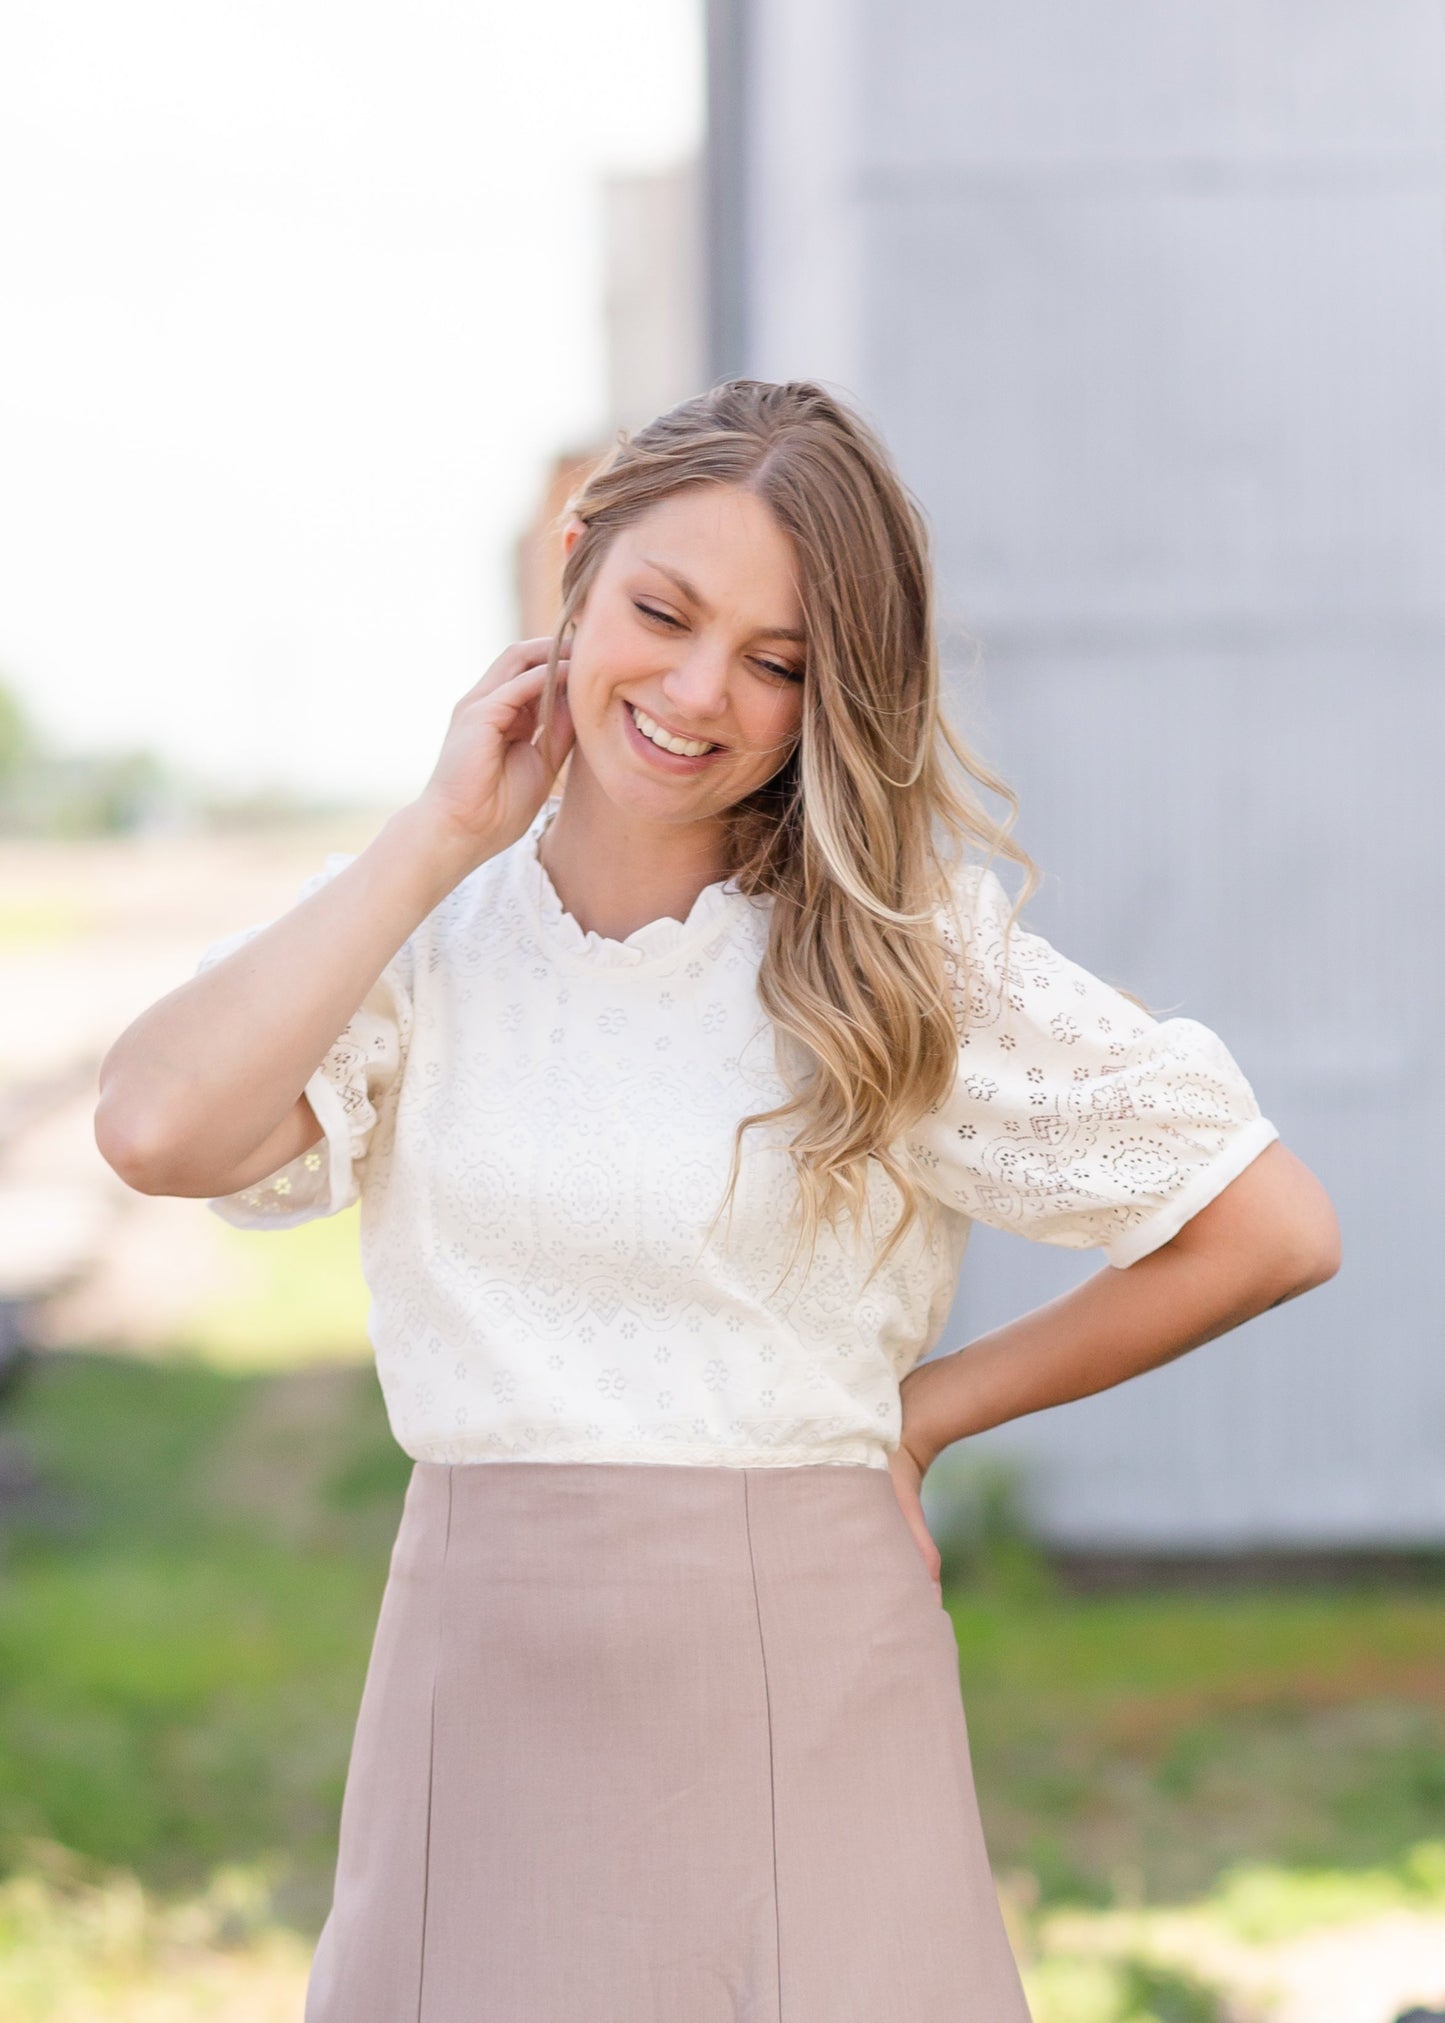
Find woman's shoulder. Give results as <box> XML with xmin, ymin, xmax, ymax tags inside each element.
<box><xmin>430</xmin><ymin>822</ymin><xmax>538</xmax><ymax>928</ymax></box>
<box><xmin>931</xmin><ymin>850</ymin><xmax>1094</xmax><ymax>1043</ymax></box>
<box><xmin>935</xmin><ymin>848</ymin><xmax>1023</xmax><ymax>922</ymax></box>
<box><xmin>933</xmin><ymin>850</ymin><xmax>1031</xmax><ymax>965</ymax></box>
<box><xmin>394</xmin><ymin>824</ymin><xmax>554</xmax><ymax>1002</ymax></box>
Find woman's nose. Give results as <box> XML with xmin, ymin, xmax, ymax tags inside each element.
<box><xmin>662</xmin><ymin>645</ymin><xmax>731</xmax><ymax>722</ymax></box>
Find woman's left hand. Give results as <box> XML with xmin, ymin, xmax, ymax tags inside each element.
<box><xmin>887</xmin><ymin>1440</ymin><xmax>942</xmax><ymax>1595</ymax></box>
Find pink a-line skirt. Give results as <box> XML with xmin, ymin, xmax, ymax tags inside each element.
<box><xmin>303</xmin><ymin>1458</ymin><xmax>1033</xmax><ymax>2022</ymax></box>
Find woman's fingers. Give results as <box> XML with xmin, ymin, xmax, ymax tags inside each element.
<box><xmin>414</xmin><ymin>636</ymin><xmax>575</xmax><ymax>860</ymax></box>
<box><xmin>451</xmin><ymin>654</ymin><xmax>567</xmax><ymax>729</ymax></box>
<box><xmin>458</xmin><ymin>637</ymin><xmax>568</xmax><ymax>706</ymax></box>
<box><xmin>887</xmin><ymin>1445</ymin><xmax>944</xmax><ymax>1594</ymax></box>
<box><xmin>531</xmin><ymin>670</ymin><xmax>576</xmax><ymax>772</ymax></box>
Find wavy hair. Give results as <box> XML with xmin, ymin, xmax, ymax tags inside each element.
<box><xmin>535</xmin><ymin>378</ymin><xmax>1049</xmax><ymax>1292</ymax></box>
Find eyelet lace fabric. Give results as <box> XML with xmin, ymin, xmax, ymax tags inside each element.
<box><xmin>193</xmin><ymin>854</ymin><xmax>414</xmax><ymax>1227</ymax></box>
<box><xmin>527</xmin><ymin>802</ymin><xmax>748</xmax><ymax>970</ymax></box>
<box><xmin>906</xmin><ymin>862</ymin><xmax>1279</xmax><ymax>1268</ymax></box>
<box><xmin>192</xmin><ymin>804</ymin><xmax>1277</xmax><ymax>1468</ymax></box>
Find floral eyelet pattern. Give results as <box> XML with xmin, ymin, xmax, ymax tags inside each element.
<box><xmin>193</xmin><ymin>808</ymin><xmax>1276</xmax><ymax>1468</ymax></box>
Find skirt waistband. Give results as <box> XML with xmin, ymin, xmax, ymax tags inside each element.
<box><xmin>395</xmin><ymin>1457</ymin><xmax>904</xmax><ymax>1591</ymax></box>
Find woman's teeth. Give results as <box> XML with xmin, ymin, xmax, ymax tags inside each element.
<box><xmin>629</xmin><ymin>703</ymin><xmax>718</xmax><ymax>758</ymax></box>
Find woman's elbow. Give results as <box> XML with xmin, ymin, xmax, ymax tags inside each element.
<box><xmin>1288</xmin><ymin>1201</ymin><xmax>1343</xmax><ymax>1292</ymax></box>
<box><xmin>1175</xmin><ymin>1141</ymin><xmax>1343</xmax><ymax>1301</ymax></box>
<box><xmin>94</xmin><ymin>1096</ymin><xmax>174</xmax><ymax>1195</ymax></box>
<box><xmin>1253</xmin><ymin>1176</ymin><xmax>1343</xmax><ymax>1301</ymax></box>
<box><xmin>1271</xmin><ymin>1146</ymin><xmax>1343</xmax><ymax>1293</ymax></box>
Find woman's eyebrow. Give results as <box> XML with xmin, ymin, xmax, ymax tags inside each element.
<box><xmin>639</xmin><ymin>556</ymin><xmax>807</xmax><ymax>644</ymax></box>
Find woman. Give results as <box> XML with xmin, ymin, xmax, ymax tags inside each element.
<box><xmin>96</xmin><ymin>378</ymin><xmax>1340</xmax><ymax>2021</ymax></box>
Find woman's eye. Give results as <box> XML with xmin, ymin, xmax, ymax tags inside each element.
<box><xmin>634</xmin><ymin>600</ymin><xmax>801</xmax><ymax>683</ymax></box>
<box><xmin>633</xmin><ymin>600</ymin><xmax>682</xmax><ymax>629</ymax></box>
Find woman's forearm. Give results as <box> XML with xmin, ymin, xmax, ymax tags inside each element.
<box><xmin>94</xmin><ymin>800</ymin><xmax>476</xmax><ymax>1197</ymax></box>
<box><xmin>899</xmin><ymin>1141</ymin><xmax>1341</xmax><ymax>1473</ymax></box>
<box><xmin>898</xmin><ymin>1250</ymin><xmax>1285</xmax><ymax>1473</ymax></box>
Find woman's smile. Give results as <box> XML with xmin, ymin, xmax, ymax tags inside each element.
<box><xmin>618</xmin><ymin>694</ymin><xmax>730</xmax><ymax>774</ymax></box>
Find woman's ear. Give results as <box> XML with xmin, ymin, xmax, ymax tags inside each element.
<box><xmin>560</xmin><ymin>512</ymin><xmax>586</xmax><ymax>559</ymax></box>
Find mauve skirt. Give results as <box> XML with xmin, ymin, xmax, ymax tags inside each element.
<box><xmin>304</xmin><ymin>1459</ymin><xmax>1033</xmax><ymax>2023</ymax></box>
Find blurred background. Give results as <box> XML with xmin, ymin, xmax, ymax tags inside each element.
<box><xmin>2</xmin><ymin>4</ymin><xmax>1443</xmax><ymax>2019</ymax></box>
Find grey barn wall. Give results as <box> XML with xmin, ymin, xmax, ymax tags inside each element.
<box><xmin>708</xmin><ymin>0</ymin><xmax>1445</xmax><ymax>1546</ymax></box>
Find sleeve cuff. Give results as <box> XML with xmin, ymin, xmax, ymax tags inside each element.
<box><xmin>303</xmin><ymin>1061</ymin><xmax>362</xmax><ymax>1217</ymax></box>
<box><xmin>1101</xmin><ymin>1116</ymin><xmax>1281</xmax><ymax>1269</ymax></box>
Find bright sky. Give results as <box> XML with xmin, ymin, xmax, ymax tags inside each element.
<box><xmin>0</xmin><ymin>2</ymin><xmax>703</xmax><ymax>803</ymax></box>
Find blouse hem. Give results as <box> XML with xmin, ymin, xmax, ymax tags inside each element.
<box><xmin>401</xmin><ymin>1442</ymin><xmax>895</xmax><ymax>1471</ymax></box>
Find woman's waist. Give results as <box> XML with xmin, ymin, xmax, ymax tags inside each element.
<box><xmin>371</xmin><ymin>1335</ymin><xmax>913</xmax><ymax>1465</ymax></box>
<box><xmin>387</xmin><ymin>1446</ymin><xmax>919</xmax><ymax>1602</ymax></box>
<box><xmin>396</xmin><ymin>1428</ymin><xmax>895</xmax><ymax>1472</ymax></box>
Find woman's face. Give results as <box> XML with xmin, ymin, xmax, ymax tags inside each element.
<box><xmin>559</xmin><ymin>484</ymin><xmax>806</xmax><ymax>825</ymax></box>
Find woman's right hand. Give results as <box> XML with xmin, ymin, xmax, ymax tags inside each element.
<box><xmin>410</xmin><ymin>636</ymin><xmax>575</xmax><ymax>863</ymax></box>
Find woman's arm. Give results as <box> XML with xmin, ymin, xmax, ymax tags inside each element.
<box><xmin>898</xmin><ymin>1138</ymin><xmax>1340</xmax><ymax>1476</ymax></box>
<box><xmin>94</xmin><ymin>800</ymin><xmax>473</xmax><ymax>1201</ymax></box>
<box><xmin>95</xmin><ymin>637</ymin><xmax>573</xmax><ymax>1204</ymax></box>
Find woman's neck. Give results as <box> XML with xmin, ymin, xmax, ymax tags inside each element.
<box><xmin>535</xmin><ymin>778</ymin><xmax>730</xmax><ymax>942</ymax></box>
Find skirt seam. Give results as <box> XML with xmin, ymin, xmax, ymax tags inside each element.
<box><xmin>741</xmin><ymin>1469</ymin><xmax>783</xmax><ymax>2022</ymax></box>
<box><xmin>415</xmin><ymin>1464</ymin><xmax>454</xmax><ymax>2022</ymax></box>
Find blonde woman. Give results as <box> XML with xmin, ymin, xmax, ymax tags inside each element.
<box><xmin>96</xmin><ymin>378</ymin><xmax>1340</xmax><ymax>2020</ymax></box>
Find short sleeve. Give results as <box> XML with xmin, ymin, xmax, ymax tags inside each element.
<box><xmin>192</xmin><ymin>853</ymin><xmax>415</xmax><ymax>1230</ymax></box>
<box><xmin>905</xmin><ymin>862</ymin><xmax>1280</xmax><ymax>1268</ymax></box>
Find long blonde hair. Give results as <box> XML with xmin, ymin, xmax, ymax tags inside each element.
<box><xmin>536</xmin><ymin>378</ymin><xmax>1044</xmax><ymax>1289</ymax></box>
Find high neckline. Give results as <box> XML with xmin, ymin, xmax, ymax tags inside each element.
<box><xmin>522</xmin><ymin>800</ymin><xmax>752</xmax><ymax>970</ymax></box>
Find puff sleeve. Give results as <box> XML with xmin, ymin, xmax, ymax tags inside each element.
<box><xmin>192</xmin><ymin>853</ymin><xmax>415</xmax><ymax>1230</ymax></box>
<box><xmin>905</xmin><ymin>862</ymin><xmax>1279</xmax><ymax>1268</ymax></box>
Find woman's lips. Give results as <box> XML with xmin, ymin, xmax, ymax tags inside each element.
<box><xmin>620</xmin><ymin>698</ymin><xmax>728</xmax><ymax>772</ymax></box>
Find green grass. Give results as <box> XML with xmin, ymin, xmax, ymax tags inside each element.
<box><xmin>948</xmin><ymin>1577</ymin><xmax>1445</xmax><ymax>1907</ymax></box>
<box><xmin>0</xmin><ymin>1346</ymin><xmax>408</xmax><ymax>1927</ymax></box>
<box><xmin>1024</xmin><ymin>1951</ymin><xmax>1226</xmax><ymax>2023</ymax></box>
<box><xmin>0</xmin><ymin>1848</ymin><xmax>312</xmax><ymax>2022</ymax></box>
<box><xmin>163</xmin><ymin>1210</ymin><xmax>374</xmax><ymax>1369</ymax></box>
<box><xmin>1</xmin><ymin>1339</ymin><xmax>1443</xmax><ymax>2019</ymax></box>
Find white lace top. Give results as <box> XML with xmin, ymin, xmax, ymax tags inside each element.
<box><xmin>195</xmin><ymin>798</ymin><xmax>1278</xmax><ymax>1471</ymax></box>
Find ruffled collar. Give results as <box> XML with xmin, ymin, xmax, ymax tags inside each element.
<box><xmin>522</xmin><ymin>799</ymin><xmax>753</xmax><ymax>970</ymax></box>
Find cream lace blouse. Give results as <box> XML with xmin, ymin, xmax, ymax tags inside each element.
<box><xmin>194</xmin><ymin>799</ymin><xmax>1278</xmax><ymax>1470</ymax></box>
